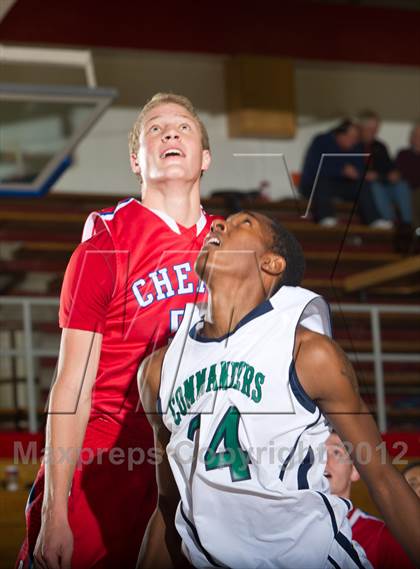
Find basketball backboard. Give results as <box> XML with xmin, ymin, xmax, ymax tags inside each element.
<box><xmin>0</xmin><ymin>83</ymin><xmax>116</xmax><ymax>197</ymax></box>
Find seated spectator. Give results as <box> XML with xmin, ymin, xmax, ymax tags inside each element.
<box><xmin>358</xmin><ymin>110</ymin><xmax>412</xmax><ymax>228</ymax></box>
<box><xmin>396</xmin><ymin>124</ymin><xmax>420</xmax><ymax>228</ymax></box>
<box><xmin>402</xmin><ymin>461</ymin><xmax>420</xmax><ymax>499</ymax></box>
<box><xmin>324</xmin><ymin>432</ymin><xmax>414</xmax><ymax>569</ymax></box>
<box><xmin>300</xmin><ymin>120</ymin><xmax>386</xmax><ymax>228</ymax></box>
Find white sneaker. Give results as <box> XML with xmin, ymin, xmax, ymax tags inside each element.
<box><xmin>370</xmin><ymin>219</ymin><xmax>394</xmax><ymax>230</ymax></box>
<box><xmin>319</xmin><ymin>217</ymin><xmax>338</xmax><ymax>227</ymax></box>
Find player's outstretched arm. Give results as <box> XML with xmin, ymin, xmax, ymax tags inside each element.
<box><xmin>137</xmin><ymin>348</ymin><xmax>188</xmax><ymax>569</ymax></box>
<box><xmin>294</xmin><ymin>327</ymin><xmax>420</xmax><ymax>567</ymax></box>
<box><xmin>34</xmin><ymin>328</ymin><xmax>102</xmax><ymax>569</ymax></box>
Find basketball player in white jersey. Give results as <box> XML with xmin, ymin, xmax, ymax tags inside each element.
<box><xmin>137</xmin><ymin>212</ymin><xmax>420</xmax><ymax>568</ymax></box>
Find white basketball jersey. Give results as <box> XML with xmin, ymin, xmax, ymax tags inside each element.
<box><xmin>159</xmin><ymin>286</ymin><xmax>370</xmax><ymax>569</ymax></box>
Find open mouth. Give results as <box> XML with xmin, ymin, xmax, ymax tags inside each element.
<box><xmin>160</xmin><ymin>148</ymin><xmax>184</xmax><ymax>159</ymax></box>
<box><xmin>205</xmin><ymin>236</ymin><xmax>221</xmax><ymax>247</ymax></box>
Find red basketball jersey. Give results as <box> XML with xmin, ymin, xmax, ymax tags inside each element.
<box><xmin>349</xmin><ymin>508</ymin><xmax>414</xmax><ymax>569</ymax></box>
<box><xmin>60</xmin><ymin>198</ymin><xmax>217</xmax><ymax>427</ymax></box>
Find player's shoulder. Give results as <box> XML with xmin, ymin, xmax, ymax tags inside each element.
<box><xmin>80</xmin><ymin>226</ymin><xmax>113</xmax><ymax>248</ymax></box>
<box><xmin>67</xmin><ymin>228</ymin><xmax>114</xmax><ymax>271</ymax></box>
<box><xmin>294</xmin><ymin>325</ymin><xmax>351</xmax><ymax>399</ymax></box>
<box><xmin>82</xmin><ymin>197</ymin><xmax>143</xmax><ymax>241</ymax></box>
<box><xmin>94</xmin><ymin>197</ymin><xmax>140</xmax><ymax>222</ymax></box>
<box><xmin>142</xmin><ymin>345</ymin><xmax>169</xmax><ymax>375</ymax></box>
<box><xmin>295</xmin><ymin>324</ymin><xmax>336</xmax><ymax>358</ymax></box>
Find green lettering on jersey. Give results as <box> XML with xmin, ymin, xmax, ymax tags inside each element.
<box><xmin>251</xmin><ymin>372</ymin><xmax>265</xmax><ymax>403</ymax></box>
<box><xmin>206</xmin><ymin>364</ymin><xmax>218</xmax><ymax>392</ymax></box>
<box><xmin>219</xmin><ymin>361</ymin><xmax>230</xmax><ymax>389</ymax></box>
<box><xmin>183</xmin><ymin>375</ymin><xmax>195</xmax><ymax>408</ymax></box>
<box><xmin>169</xmin><ymin>398</ymin><xmax>181</xmax><ymax>426</ymax></box>
<box><xmin>175</xmin><ymin>386</ymin><xmax>187</xmax><ymax>415</ymax></box>
<box><xmin>171</xmin><ymin>360</ymin><xmax>266</xmax><ymax>428</ymax></box>
<box><xmin>232</xmin><ymin>361</ymin><xmax>246</xmax><ymax>390</ymax></box>
<box><xmin>195</xmin><ymin>368</ymin><xmax>206</xmax><ymax>397</ymax></box>
<box><xmin>241</xmin><ymin>365</ymin><xmax>255</xmax><ymax>397</ymax></box>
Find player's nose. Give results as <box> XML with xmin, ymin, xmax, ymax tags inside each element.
<box><xmin>211</xmin><ymin>219</ymin><xmax>227</xmax><ymax>234</ymax></box>
<box><xmin>162</xmin><ymin>127</ymin><xmax>180</xmax><ymax>141</ymax></box>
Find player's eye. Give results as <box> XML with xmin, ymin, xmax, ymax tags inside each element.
<box><xmin>242</xmin><ymin>218</ymin><xmax>251</xmax><ymax>225</ymax></box>
<box><xmin>180</xmin><ymin>123</ymin><xmax>191</xmax><ymax>131</ymax></box>
<box><xmin>149</xmin><ymin>125</ymin><xmax>160</xmax><ymax>133</ymax></box>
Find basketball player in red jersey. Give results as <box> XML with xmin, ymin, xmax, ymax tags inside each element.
<box><xmin>325</xmin><ymin>432</ymin><xmax>415</xmax><ymax>568</ymax></box>
<box><xmin>16</xmin><ymin>93</ymin><xmax>219</xmax><ymax>569</ymax></box>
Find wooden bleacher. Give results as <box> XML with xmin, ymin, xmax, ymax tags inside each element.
<box><xmin>0</xmin><ymin>192</ymin><xmax>419</xmax><ymax>431</ymax></box>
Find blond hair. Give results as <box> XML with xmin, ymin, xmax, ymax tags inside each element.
<box><xmin>128</xmin><ymin>92</ymin><xmax>210</xmax><ymax>158</ymax></box>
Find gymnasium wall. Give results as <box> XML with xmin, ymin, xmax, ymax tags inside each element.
<box><xmin>3</xmin><ymin>48</ymin><xmax>419</xmax><ymax>198</ymax></box>
<box><xmin>52</xmin><ymin>49</ymin><xmax>420</xmax><ymax>199</ymax></box>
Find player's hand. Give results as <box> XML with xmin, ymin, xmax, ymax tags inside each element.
<box><xmin>33</xmin><ymin>515</ymin><xmax>73</xmax><ymax>569</ymax></box>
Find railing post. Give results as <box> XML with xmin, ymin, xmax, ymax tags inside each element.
<box><xmin>22</xmin><ymin>301</ymin><xmax>38</xmax><ymax>433</ymax></box>
<box><xmin>370</xmin><ymin>308</ymin><xmax>387</xmax><ymax>433</ymax></box>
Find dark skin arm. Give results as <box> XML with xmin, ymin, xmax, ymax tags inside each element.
<box><xmin>136</xmin><ymin>347</ymin><xmax>189</xmax><ymax>569</ymax></box>
<box><xmin>294</xmin><ymin>326</ymin><xmax>420</xmax><ymax>567</ymax></box>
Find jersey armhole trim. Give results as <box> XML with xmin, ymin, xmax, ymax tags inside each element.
<box><xmin>289</xmin><ymin>360</ymin><xmax>317</xmax><ymax>414</ymax></box>
<box><xmin>289</xmin><ymin>294</ymin><xmax>332</xmax><ymax>413</ymax></box>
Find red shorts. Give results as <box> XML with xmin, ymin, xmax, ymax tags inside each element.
<box><xmin>16</xmin><ymin>415</ymin><xmax>157</xmax><ymax>569</ymax></box>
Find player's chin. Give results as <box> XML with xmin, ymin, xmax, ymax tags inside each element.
<box><xmin>195</xmin><ymin>249</ymin><xmax>211</xmax><ymax>281</ymax></box>
<box><xmin>161</xmin><ymin>162</ymin><xmax>190</xmax><ymax>177</ymax></box>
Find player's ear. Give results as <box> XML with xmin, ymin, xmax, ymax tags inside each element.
<box><xmin>130</xmin><ymin>152</ymin><xmax>141</xmax><ymax>176</ymax></box>
<box><xmin>201</xmin><ymin>149</ymin><xmax>211</xmax><ymax>172</ymax></box>
<box><xmin>350</xmin><ymin>465</ymin><xmax>360</xmax><ymax>484</ymax></box>
<box><xmin>261</xmin><ymin>253</ymin><xmax>286</xmax><ymax>279</ymax></box>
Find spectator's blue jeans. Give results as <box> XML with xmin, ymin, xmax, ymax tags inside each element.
<box><xmin>371</xmin><ymin>180</ymin><xmax>412</xmax><ymax>224</ymax></box>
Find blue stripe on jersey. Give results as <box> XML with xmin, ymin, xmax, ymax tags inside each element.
<box><xmin>339</xmin><ymin>496</ymin><xmax>352</xmax><ymax>511</ymax></box>
<box><xmin>317</xmin><ymin>492</ymin><xmax>365</xmax><ymax>569</ymax></box>
<box><xmin>317</xmin><ymin>491</ymin><xmax>338</xmax><ymax>534</ymax></box>
<box><xmin>189</xmin><ymin>298</ymin><xmax>273</xmax><ymax>343</ymax></box>
<box><xmin>335</xmin><ymin>532</ymin><xmax>365</xmax><ymax>569</ymax></box>
<box><xmin>98</xmin><ymin>197</ymin><xmax>132</xmax><ymax>218</ymax></box>
<box><xmin>297</xmin><ymin>445</ymin><xmax>314</xmax><ymax>489</ymax></box>
<box><xmin>279</xmin><ymin>409</ymin><xmax>321</xmax><ymax>481</ymax></box>
<box><xmin>180</xmin><ymin>502</ymin><xmax>223</xmax><ymax>567</ymax></box>
<box><xmin>25</xmin><ymin>480</ymin><xmax>38</xmax><ymax>513</ymax></box>
<box><xmin>327</xmin><ymin>555</ymin><xmax>341</xmax><ymax>569</ymax></box>
<box><xmin>289</xmin><ymin>360</ymin><xmax>317</xmax><ymax>413</ymax></box>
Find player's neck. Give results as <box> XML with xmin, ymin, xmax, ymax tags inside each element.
<box><xmin>342</xmin><ymin>487</ymin><xmax>351</xmax><ymax>500</ymax></box>
<box><xmin>141</xmin><ymin>179</ymin><xmax>201</xmax><ymax>228</ymax></box>
<box><xmin>337</xmin><ymin>484</ymin><xmax>351</xmax><ymax>501</ymax></box>
<box><xmin>202</xmin><ymin>286</ymin><xmax>267</xmax><ymax>339</ymax></box>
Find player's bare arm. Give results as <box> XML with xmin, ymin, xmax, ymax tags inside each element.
<box><xmin>137</xmin><ymin>347</ymin><xmax>188</xmax><ymax>569</ymax></box>
<box><xmin>34</xmin><ymin>329</ymin><xmax>102</xmax><ymax>569</ymax></box>
<box><xmin>294</xmin><ymin>326</ymin><xmax>420</xmax><ymax>566</ymax></box>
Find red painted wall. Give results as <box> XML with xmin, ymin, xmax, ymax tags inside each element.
<box><xmin>1</xmin><ymin>1</ymin><xmax>420</xmax><ymax>67</ymax></box>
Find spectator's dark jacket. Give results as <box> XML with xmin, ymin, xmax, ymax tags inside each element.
<box><xmin>396</xmin><ymin>148</ymin><xmax>420</xmax><ymax>189</ymax></box>
<box><xmin>365</xmin><ymin>139</ymin><xmax>394</xmax><ymax>182</ymax></box>
<box><xmin>300</xmin><ymin>131</ymin><xmax>365</xmax><ymax>196</ymax></box>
